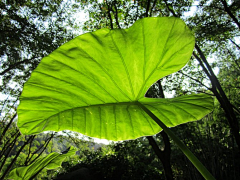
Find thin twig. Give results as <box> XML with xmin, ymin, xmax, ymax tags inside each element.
<box><xmin>0</xmin><ymin>56</ymin><xmax>37</xmax><ymax>76</ymax></box>
<box><xmin>229</xmin><ymin>39</ymin><xmax>240</xmax><ymax>50</ymax></box>
<box><xmin>179</xmin><ymin>71</ymin><xmax>210</xmax><ymax>90</ymax></box>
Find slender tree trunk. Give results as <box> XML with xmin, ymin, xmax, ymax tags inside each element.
<box><xmin>164</xmin><ymin>1</ymin><xmax>240</xmax><ymax>152</ymax></box>
<box><xmin>0</xmin><ymin>130</ymin><xmax>19</xmax><ymax>158</ymax></box>
<box><xmin>26</xmin><ymin>133</ymin><xmax>54</xmax><ymax>165</ymax></box>
<box><xmin>0</xmin><ymin>113</ymin><xmax>17</xmax><ymax>142</ymax></box>
<box><xmin>103</xmin><ymin>2</ymin><xmax>173</xmax><ymax>178</ymax></box>
<box><xmin>194</xmin><ymin>45</ymin><xmax>240</xmax><ymax>151</ymax></box>
<box><xmin>0</xmin><ymin>132</ymin><xmax>20</xmax><ymax>173</ymax></box>
<box><xmin>147</xmin><ymin>134</ymin><xmax>174</xmax><ymax>180</ymax></box>
<box><xmin>0</xmin><ymin>135</ymin><xmax>35</xmax><ymax>180</ymax></box>
<box><xmin>220</xmin><ymin>0</ymin><xmax>240</xmax><ymax>30</ymax></box>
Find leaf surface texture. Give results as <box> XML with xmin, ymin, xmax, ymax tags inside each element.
<box><xmin>17</xmin><ymin>17</ymin><xmax>213</xmax><ymax>141</ymax></box>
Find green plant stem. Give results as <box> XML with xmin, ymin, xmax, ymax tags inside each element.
<box><xmin>138</xmin><ymin>102</ymin><xmax>215</xmax><ymax>180</ymax></box>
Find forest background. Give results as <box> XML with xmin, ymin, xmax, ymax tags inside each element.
<box><xmin>0</xmin><ymin>0</ymin><xmax>239</xmax><ymax>179</ymax></box>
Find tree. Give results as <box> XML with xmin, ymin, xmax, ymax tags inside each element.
<box><xmin>78</xmin><ymin>0</ymin><xmax>240</xmax><ymax>151</ymax></box>
<box><xmin>1</xmin><ymin>0</ymin><xmax>240</xmax><ymax>179</ymax></box>
<box><xmin>0</xmin><ymin>0</ymin><xmax>75</xmax><ymax>109</ymax></box>
<box><xmin>184</xmin><ymin>0</ymin><xmax>240</xmax><ymax>150</ymax></box>
<box><xmin>0</xmin><ymin>0</ymin><xmax>79</xmax><ymax>179</ymax></box>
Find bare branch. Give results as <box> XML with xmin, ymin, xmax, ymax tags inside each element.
<box><xmin>28</xmin><ymin>133</ymin><xmax>54</xmax><ymax>165</ymax></box>
<box><xmin>0</xmin><ymin>130</ymin><xmax>20</xmax><ymax>159</ymax></box>
<box><xmin>220</xmin><ymin>0</ymin><xmax>240</xmax><ymax>30</ymax></box>
<box><xmin>24</xmin><ymin>135</ymin><xmax>36</xmax><ymax>165</ymax></box>
<box><xmin>192</xmin><ymin>52</ymin><xmax>212</xmax><ymax>78</ymax></box>
<box><xmin>229</xmin><ymin>39</ymin><xmax>240</xmax><ymax>50</ymax></box>
<box><xmin>0</xmin><ymin>56</ymin><xmax>38</xmax><ymax>76</ymax></box>
<box><xmin>179</xmin><ymin>71</ymin><xmax>210</xmax><ymax>90</ymax></box>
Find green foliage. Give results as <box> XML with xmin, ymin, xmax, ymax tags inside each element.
<box><xmin>1</xmin><ymin>0</ymin><xmax>239</xmax><ymax>179</ymax></box>
<box><xmin>0</xmin><ymin>0</ymin><xmax>76</xmax><ymax>114</ymax></box>
<box><xmin>57</xmin><ymin>139</ymin><xmax>163</xmax><ymax>180</ymax></box>
<box><xmin>17</xmin><ymin>17</ymin><xmax>213</xmax><ymax>141</ymax></box>
<box><xmin>187</xmin><ymin>0</ymin><xmax>238</xmax><ymax>44</ymax></box>
<box><xmin>7</xmin><ymin>146</ymin><xmax>76</xmax><ymax>180</ymax></box>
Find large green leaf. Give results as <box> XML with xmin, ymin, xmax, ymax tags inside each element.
<box><xmin>17</xmin><ymin>17</ymin><xmax>213</xmax><ymax>141</ymax></box>
<box><xmin>7</xmin><ymin>147</ymin><xmax>76</xmax><ymax>180</ymax></box>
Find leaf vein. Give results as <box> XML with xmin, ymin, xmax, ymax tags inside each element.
<box><xmin>34</xmin><ymin>70</ymin><xmax>105</xmax><ymax>105</ymax></box>
<box><xmin>110</xmin><ymin>31</ymin><xmax>135</xmax><ymax>98</ymax></box>
<box><xmin>137</xmin><ymin>19</ymin><xmax>176</xmax><ymax>99</ymax></box>
<box><xmin>73</xmin><ymin>39</ymin><xmax>132</xmax><ymax>101</ymax></box>
<box><xmin>49</xmin><ymin>60</ymin><xmax>118</xmax><ymax>102</ymax></box>
<box><xmin>127</xmin><ymin>105</ymin><xmax>135</xmax><ymax>138</ymax></box>
<box><xmin>146</xmin><ymin>104</ymin><xmax>175</xmax><ymax>127</ymax></box>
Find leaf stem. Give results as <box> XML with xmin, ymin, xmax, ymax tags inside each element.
<box><xmin>138</xmin><ymin>102</ymin><xmax>215</xmax><ymax>180</ymax></box>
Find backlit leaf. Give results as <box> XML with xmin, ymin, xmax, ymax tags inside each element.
<box><xmin>7</xmin><ymin>147</ymin><xmax>76</xmax><ymax>180</ymax></box>
<box><xmin>17</xmin><ymin>17</ymin><xmax>213</xmax><ymax>141</ymax></box>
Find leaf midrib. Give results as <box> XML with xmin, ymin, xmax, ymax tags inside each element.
<box><xmin>44</xmin><ymin>101</ymin><xmax>139</xmax><ymax>120</ymax></box>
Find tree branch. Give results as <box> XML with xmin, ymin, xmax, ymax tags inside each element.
<box><xmin>24</xmin><ymin>135</ymin><xmax>36</xmax><ymax>165</ymax></box>
<box><xmin>145</xmin><ymin>0</ymin><xmax>151</xmax><ymax>17</ymax></box>
<box><xmin>220</xmin><ymin>0</ymin><xmax>240</xmax><ymax>30</ymax></box>
<box><xmin>195</xmin><ymin>44</ymin><xmax>240</xmax><ymax>151</ymax></box>
<box><xmin>0</xmin><ymin>113</ymin><xmax>17</xmax><ymax>143</ymax></box>
<box><xmin>157</xmin><ymin>80</ymin><xmax>165</xmax><ymax>98</ymax></box>
<box><xmin>147</xmin><ymin>135</ymin><xmax>173</xmax><ymax>180</ymax></box>
<box><xmin>0</xmin><ymin>57</ymin><xmax>38</xmax><ymax>76</ymax></box>
<box><xmin>0</xmin><ymin>130</ymin><xmax>20</xmax><ymax>159</ymax></box>
<box><xmin>229</xmin><ymin>39</ymin><xmax>240</xmax><ymax>50</ymax></box>
<box><xmin>27</xmin><ymin>133</ymin><xmax>54</xmax><ymax>165</ymax></box>
<box><xmin>192</xmin><ymin>52</ymin><xmax>212</xmax><ymax>78</ymax></box>
<box><xmin>106</xmin><ymin>0</ymin><xmax>113</xmax><ymax>29</ymax></box>
<box><xmin>113</xmin><ymin>1</ymin><xmax>121</xmax><ymax>28</ymax></box>
<box><xmin>0</xmin><ymin>132</ymin><xmax>20</xmax><ymax>173</ymax></box>
<box><xmin>179</xmin><ymin>71</ymin><xmax>210</xmax><ymax>90</ymax></box>
<box><xmin>163</xmin><ymin>0</ymin><xmax>178</xmax><ymax>17</ymax></box>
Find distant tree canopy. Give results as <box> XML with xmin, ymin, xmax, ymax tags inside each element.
<box><xmin>0</xmin><ymin>0</ymin><xmax>76</xmax><ymax>109</ymax></box>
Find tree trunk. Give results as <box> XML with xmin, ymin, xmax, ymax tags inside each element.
<box><xmin>147</xmin><ymin>134</ymin><xmax>174</xmax><ymax>180</ymax></box>
<box><xmin>164</xmin><ymin>1</ymin><xmax>240</xmax><ymax>152</ymax></box>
